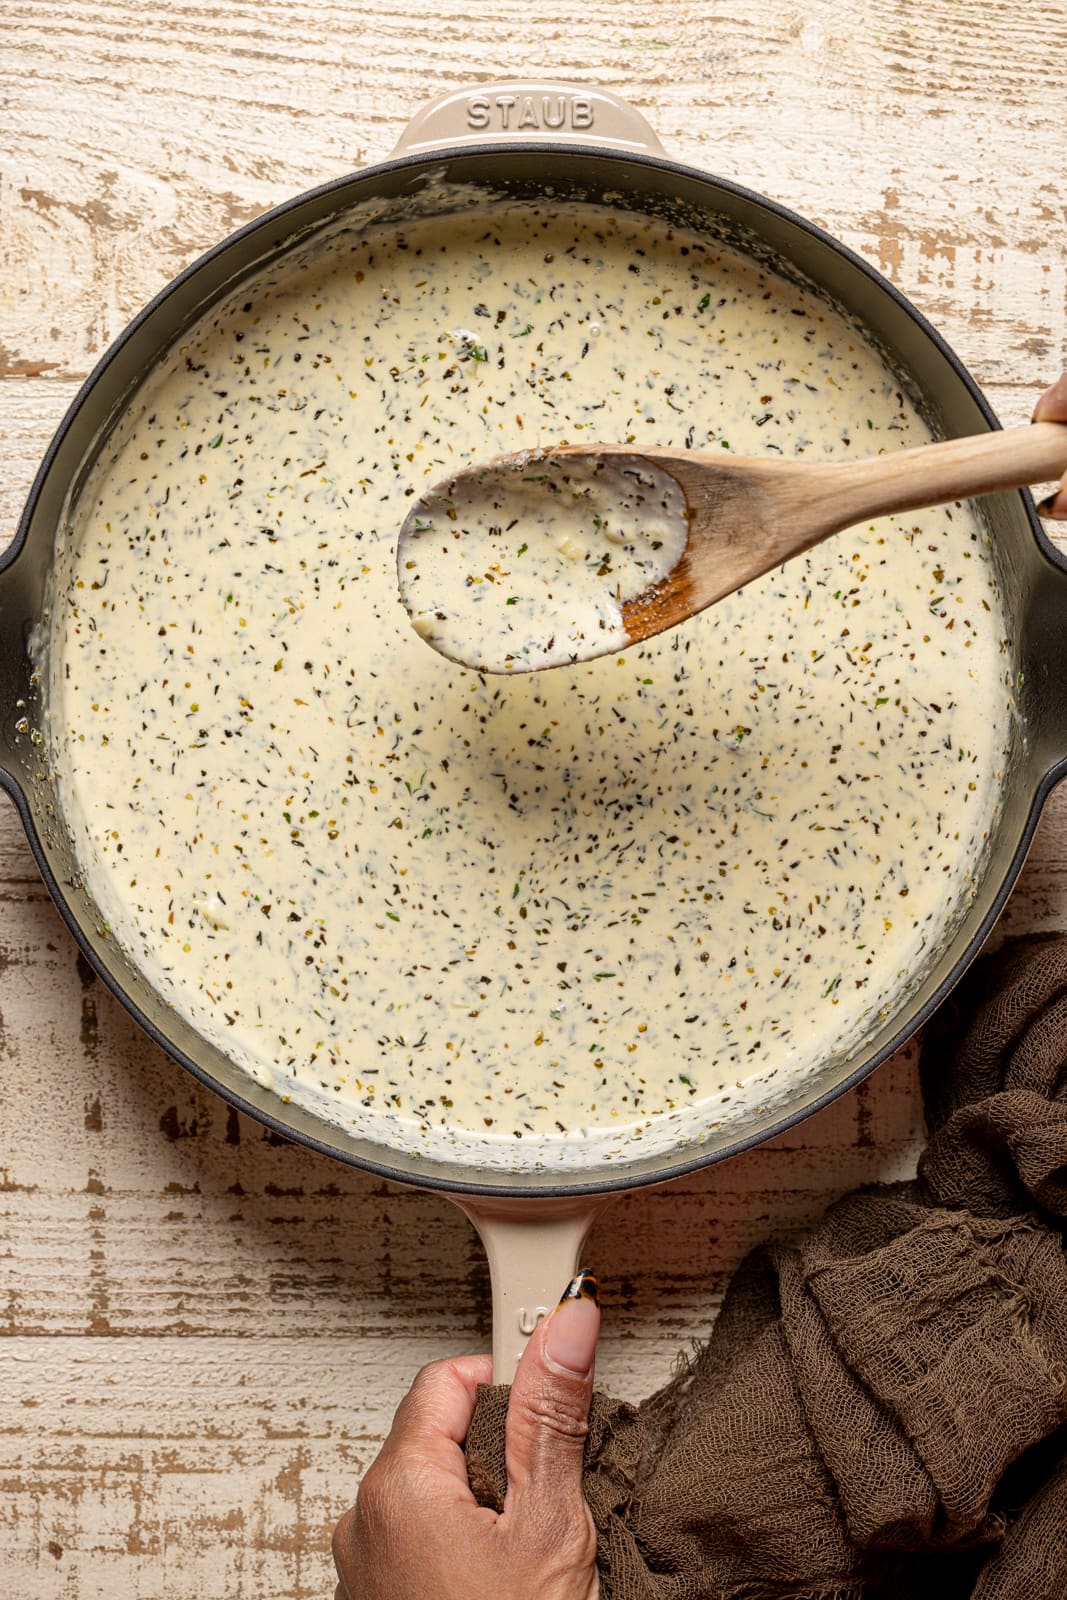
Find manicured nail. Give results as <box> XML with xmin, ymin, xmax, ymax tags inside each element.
<box><xmin>544</xmin><ymin>1269</ymin><xmax>600</xmax><ymax>1376</ymax></box>
<box><xmin>558</xmin><ymin>1267</ymin><xmax>600</xmax><ymax>1307</ymax></box>
<box><xmin>1036</xmin><ymin>489</ymin><xmax>1067</xmax><ymax>520</ymax></box>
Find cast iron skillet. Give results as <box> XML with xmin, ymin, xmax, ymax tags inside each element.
<box><xmin>4</xmin><ymin>83</ymin><xmax>1066</xmax><ymax>1374</ymax></box>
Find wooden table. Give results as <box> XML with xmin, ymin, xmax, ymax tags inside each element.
<box><xmin>2</xmin><ymin>5</ymin><xmax>1065</xmax><ymax>1595</ymax></box>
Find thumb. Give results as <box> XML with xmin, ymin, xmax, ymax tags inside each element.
<box><xmin>503</xmin><ymin>1268</ymin><xmax>600</xmax><ymax>1511</ymax></box>
<box><xmin>1033</xmin><ymin>374</ymin><xmax>1067</xmax><ymax>521</ymax></box>
<box><xmin>1031</xmin><ymin>373</ymin><xmax>1067</xmax><ymax>424</ymax></box>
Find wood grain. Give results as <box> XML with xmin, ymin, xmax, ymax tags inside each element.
<box><xmin>1</xmin><ymin>1</ymin><xmax>1066</xmax><ymax>1593</ymax></box>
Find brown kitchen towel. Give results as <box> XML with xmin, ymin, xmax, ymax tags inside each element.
<box><xmin>465</xmin><ymin>934</ymin><xmax>1067</xmax><ymax>1598</ymax></box>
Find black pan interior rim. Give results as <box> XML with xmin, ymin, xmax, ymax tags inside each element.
<box><xmin>4</xmin><ymin>138</ymin><xmax>1064</xmax><ymax>1199</ymax></box>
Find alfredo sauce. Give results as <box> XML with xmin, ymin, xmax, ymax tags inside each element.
<box><xmin>46</xmin><ymin>200</ymin><xmax>1012</xmax><ymax>1168</ymax></box>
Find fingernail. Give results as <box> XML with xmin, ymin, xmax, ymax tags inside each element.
<box><xmin>1037</xmin><ymin>490</ymin><xmax>1067</xmax><ymax>520</ymax></box>
<box><xmin>544</xmin><ymin>1269</ymin><xmax>600</xmax><ymax>1377</ymax></box>
<box><xmin>558</xmin><ymin>1267</ymin><xmax>600</xmax><ymax>1307</ymax></box>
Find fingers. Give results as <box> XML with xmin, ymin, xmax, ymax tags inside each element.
<box><xmin>333</xmin><ymin>1318</ymin><xmax>602</xmax><ymax>1600</ymax></box>
<box><xmin>504</xmin><ymin>1268</ymin><xmax>600</xmax><ymax>1514</ymax></box>
<box><xmin>380</xmin><ymin>1353</ymin><xmax>494</xmax><ymax>1483</ymax></box>
<box><xmin>334</xmin><ymin>1354</ymin><xmax>496</xmax><ymax>1598</ymax></box>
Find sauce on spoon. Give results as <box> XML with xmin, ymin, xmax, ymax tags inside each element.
<box><xmin>399</xmin><ymin>452</ymin><xmax>688</xmax><ymax>671</ymax></box>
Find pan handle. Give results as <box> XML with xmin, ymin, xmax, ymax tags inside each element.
<box><xmin>450</xmin><ymin>1192</ymin><xmax>611</xmax><ymax>1381</ymax></box>
<box><xmin>390</xmin><ymin>81</ymin><xmax>665</xmax><ymax>159</ymax></box>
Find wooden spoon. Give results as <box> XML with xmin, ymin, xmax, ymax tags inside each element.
<box><xmin>396</xmin><ymin>421</ymin><xmax>1067</xmax><ymax>674</ymax></box>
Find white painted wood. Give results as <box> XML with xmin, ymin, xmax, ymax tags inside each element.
<box><xmin>1</xmin><ymin>2</ymin><xmax>1064</xmax><ymax>1593</ymax></box>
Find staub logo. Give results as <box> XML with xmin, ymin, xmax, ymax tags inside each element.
<box><xmin>465</xmin><ymin>92</ymin><xmax>595</xmax><ymax>134</ymax></box>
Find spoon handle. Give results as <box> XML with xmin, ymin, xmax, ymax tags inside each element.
<box><xmin>798</xmin><ymin>420</ymin><xmax>1067</xmax><ymax>536</ymax></box>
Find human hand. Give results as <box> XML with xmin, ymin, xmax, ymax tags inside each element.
<box><xmin>1033</xmin><ymin>373</ymin><xmax>1067</xmax><ymax>518</ymax></box>
<box><xmin>333</xmin><ymin>1269</ymin><xmax>601</xmax><ymax>1600</ymax></box>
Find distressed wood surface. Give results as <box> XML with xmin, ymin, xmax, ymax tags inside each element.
<box><xmin>1</xmin><ymin>3</ymin><xmax>1066</xmax><ymax>1595</ymax></box>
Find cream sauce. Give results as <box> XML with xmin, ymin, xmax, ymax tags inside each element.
<box><xmin>47</xmin><ymin>200</ymin><xmax>1011</xmax><ymax>1168</ymax></box>
<box><xmin>397</xmin><ymin>452</ymin><xmax>688</xmax><ymax>671</ymax></box>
